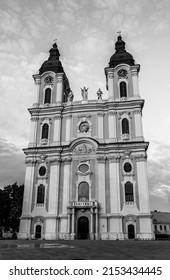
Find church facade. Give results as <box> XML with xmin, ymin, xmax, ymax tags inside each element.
<box><xmin>18</xmin><ymin>35</ymin><xmax>153</xmax><ymax>240</ymax></box>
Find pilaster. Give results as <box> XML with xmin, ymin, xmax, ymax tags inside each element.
<box><xmin>131</xmin><ymin>65</ymin><xmax>140</xmax><ymax>98</ymax></box>
<box><xmin>29</xmin><ymin>117</ymin><xmax>39</xmax><ymax>147</ymax></box>
<box><xmin>134</xmin><ymin>110</ymin><xmax>144</xmax><ymax>140</ymax></box>
<box><xmin>108</xmin><ymin>110</ymin><xmax>117</xmax><ymax>140</ymax></box>
<box><xmin>108</xmin><ymin>155</ymin><xmax>121</xmax><ymax>213</ymax></box>
<box><xmin>65</xmin><ymin>114</ymin><xmax>72</xmax><ymax>142</ymax></box>
<box><xmin>106</xmin><ymin>68</ymin><xmax>114</xmax><ymax>100</ymax></box>
<box><xmin>32</xmin><ymin>75</ymin><xmax>41</xmax><ymax>107</ymax></box>
<box><xmin>97</xmin><ymin>156</ymin><xmax>106</xmax><ymax>213</ymax></box>
<box><xmin>97</xmin><ymin>112</ymin><xmax>104</xmax><ymax>139</ymax></box>
<box><xmin>56</xmin><ymin>73</ymin><xmax>64</xmax><ymax>103</ymax></box>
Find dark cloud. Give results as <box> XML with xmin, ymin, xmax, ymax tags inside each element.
<box><xmin>0</xmin><ymin>138</ymin><xmax>25</xmax><ymax>188</ymax></box>
<box><xmin>148</xmin><ymin>140</ymin><xmax>170</xmax><ymax>211</ymax></box>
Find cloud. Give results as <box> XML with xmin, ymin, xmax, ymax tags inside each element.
<box><xmin>147</xmin><ymin>140</ymin><xmax>170</xmax><ymax>211</ymax></box>
<box><xmin>0</xmin><ymin>138</ymin><xmax>25</xmax><ymax>188</ymax></box>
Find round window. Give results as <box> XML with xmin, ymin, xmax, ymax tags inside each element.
<box><xmin>78</xmin><ymin>164</ymin><xmax>89</xmax><ymax>173</ymax></box>
<box><xmin>124</xmin><ymin>162</ymin><xmax>132</xmax><ymax>173</ymax></box>
<box><xmin>79</xmin><ymin>121</ymin><xmax>89</xmax><ymax>133</ymax></box>
<box><xmin>39</xmin><ymin>166</ymin><xmax>46</xmax><ymax>176</ymax></box>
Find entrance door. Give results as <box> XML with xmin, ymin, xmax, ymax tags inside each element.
<box><xmin>35</xmin><ymin>225</ymin><xmax>42</xmax><ymax>239</ymax></box>
<box><xmin>128</xmin><ymin>224</ymin><xmax>135</xmax><ymax>239</ymax></box>
<box><xmin>77</xmin><ymin>216</ymin><xmax>89</xmax><ymax>239</ymax></box>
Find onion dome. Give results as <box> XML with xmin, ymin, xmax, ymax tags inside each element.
<box><xmin>109</xmin><ymin>35</ymin><xmax>135</xmax><ymax>68</ymax></box>
<box><xmin>39</xmin><ymin>42</ymin><xmax>64</xmax><ymax>74</ymax></box>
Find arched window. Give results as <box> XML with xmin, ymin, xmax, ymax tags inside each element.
<box><xmin>37</xmin><ymin>184</ymin><xmax>45</xmax><ymax>204</ymax></box>
<box><xmin>122</xmin><ymin>118</ymin><xmax>129</xmax><ymax>134</ymax></box>
<box><xmin>125</xmin><ymin>181</ymin><xmax>134</xmax><ymax>202</ymax></box>
<box><xmin>120</xmin><ymin>81</ymin><xmax>127</xmax><ymax>98</ymax></box>
<box><xmin>78</xmin><ymin>182</ymin><xmax>89</xmax><ymax>202</ymax></box>
<box><xmin>41</xmin><ymin>123</ymin><xmax>49</xmax><ymax>139</ymax></box>
<box><xmin>44</xmin><ymin>88</ymin><xmax>51</xmax><ymax>104</ymax></box>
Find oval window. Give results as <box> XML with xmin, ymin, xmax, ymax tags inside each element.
<box><xmin>124</xmin><ymin>162</ymin><xmax>132</xmax><ymax>173</ymax></box>
<box><xmin>39</xmin><ymin>166</ymin><xmax>46</xmax><ymax>176</ymax></box>
<box><xmin>79</xmin><ymin>164</ymin><xmax>89</xmax><ymax>173</ymax></box>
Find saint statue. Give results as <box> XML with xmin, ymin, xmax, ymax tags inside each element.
<box><xmin>96</xmin><ymin>88</ymin><xmax>103</xmax><ymax>100</ymax></box>
<box><xmin>68</xmin><ymin>90</ymin><xmax>74</xmax><ymax>102</ymax></box>
<box><xmin>81</xmin><ymin>87</ymin><xmax>88</xmax><ymax>100</ymax></box>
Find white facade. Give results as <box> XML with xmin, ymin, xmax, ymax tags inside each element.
<box><xmin>18</xmin><ymin>37</ymin><xmax>153</xmax><ymax>240</ymax></box>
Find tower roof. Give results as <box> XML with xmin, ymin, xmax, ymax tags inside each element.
<box><xmin>109</xmin><ymin>35</ymin><xmax>135</xmax><ymax>68</ymax></box>
<box><xmin>39</xmin><ymin>42</ymin><xmax>64</xmax><ymax>74</ymax></box>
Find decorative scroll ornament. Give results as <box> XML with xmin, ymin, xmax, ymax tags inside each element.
<box><xmin>74</xmin><ymin>143</ymin><xmax>95</xmax><ymax>154</ymax></box>
<box><xmin>44</xmin><ymin>75</ymin><xmax>53</xmax><ymax>84</ymax></box>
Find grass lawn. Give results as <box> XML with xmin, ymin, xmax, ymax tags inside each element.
<box><xmin>0</xmin><ymin>239</ymin><xmax>170</xmax><ymax>260</ymax></box>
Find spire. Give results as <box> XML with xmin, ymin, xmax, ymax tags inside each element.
<box><xmin>39</xmin><ymin>42</ymin><xmax>64</xmax><ymax>74</ymax></box>
<box><xmin>115</xmin><ymin>35</ymin><xmax>126</xmax><ymax>53</ymax></box>
<box><xmin>108</xmin><ymin>34</ymin><xmax>135</xmax><ymax>68</ymax></box>
<box><xmin>49</xmin><ymin>42</ymin><xmax>60</xmax><ymax>60</ymax></box>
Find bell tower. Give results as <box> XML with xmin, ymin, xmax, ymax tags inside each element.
<box><xmin>104</xmin><ymin>34</ymin><xmax>153</xmax><ymax>239</ymax></box>
<box><xmin>18</xmin><ymin>42</ymin><xmax>72</xmax><ymax>240</ymax></box>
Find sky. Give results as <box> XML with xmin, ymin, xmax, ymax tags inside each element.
<box><xmin>0</xmin><ymin>0</ymin><xmax>170</xmax><ymax>211</ymax></box>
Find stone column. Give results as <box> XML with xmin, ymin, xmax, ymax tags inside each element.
<box><xmin>134</xmin><ymin>154</ymin><xmax>153</xmax><ymax>239</ymax></box>
<box><xmin>18</xmin><ymin>159</ymin><xmax>36</xmax><ymax>239</ymax></box>
<box><xmin>53</xmin><ymin>115</ymin><xmax>62</xmax><ymax>144</ymax></box>
<box><xmin>107</xmin><ymin>69</ymin><xmax>114</xmax><ymax>100</ymax></box>
<box><xmin>108</xmin><ymin>111</ymin><xmax>117</xmax><ymax>140</ymax></box>
<box><xmin>108</xmin><ymin>155</ymin><xmax>120</xmax><ymax>214</ymax></box>
<box><xmin>62</xmin><ymin>158</ymin><xmax>72</xmax><ymax>215</ymax></box>
<box><xmin>56</xmin><ymin>73</ymin><xmax>64</xmax><ymax>104</ymax></box>
<box><xmin>131</xmin><ymin>65</ymin><xmax>140</xmax><ymax>98</ymax></box>
<box><xmin>97</xmin><ymin>112</ymin><xmax>104</xmax><ymax>139</ymax></box>
<box><xmin>134</xmin><ymin>110</ymin><xmax>144</xmax><ymax>140</ymax></box>
<box><xmin>95</xmin><ymin>208</ymin><xmax>99</xmax><ymax>240</ymax></box>
<box><xmin>29</xmin><ymin>117</ymin><xmax>38</xmax><ymax>147</ymax></box>
<box><xmin>32</xmin><ymin>76</ymin><xmax>41</xmax><ymax>107</ymax></box>
<box><xmin>97</xmin><ymin>156</ymin><xmax>106</xmax><ymax>213</ymax></box>
<box><xmin>67</xmin><ymin>211</ymin><xmax>71</xmax><ymax>234</ymax></box>
<box><xmin>45</xmin><ymin>158</ymin><xmax>60</xmax><ymax>240</ymax></box>
<box><xmin>65</xmin><ymin>114</ymin><xmax>72</xmax><ymax>142</ymax></box>
<box><xmin>135</xmin><ymin>154</ymin><xmax>150</xmax><ymax>213</ymax></box>
<box><xmin>71</xmin><ymin>208</ymin><xmax>75</xmax><ymax>239</ymax></box>
<box><xmin>90</xmin><ymin>208</ymin><xmax>94</xmax><ymax>239</ymax></box>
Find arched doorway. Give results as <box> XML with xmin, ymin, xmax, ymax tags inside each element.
<box><xmin>77</xmin><ymin>216</ymin><xmax>89</xmax><ymax>239</ymax></box>
<box><xmin>35</xmin><ymin>225</ymin><xmax>42</xmax><ymax>239</ymax></box>
<box><xmin>128</xmin><ymin>224</ymin><xmax>135</xmax><ymax>239</ymax></box>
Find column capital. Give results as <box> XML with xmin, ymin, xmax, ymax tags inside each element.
<box><xmin>25</xmin><ymin>158</ymin><xmax>37</xmax><ymax>165</ymax></box>
<box><xmin>62</xmin><ymin>157</ymin><xmax>72</xmax><ymax>164</ymax></box>
<box><xmin>33</xmin><ymin>74</ymin><xmax>41</xmax><ymax>84</ymax></box>
<box><xmin>48</xmin><ymin>157</ymin><xmax>61</xmax><ymax>165</ymax></box>
<box><xmin>133</xmin><ymin>109</ymin><xmax>141</xmax><ymax>115</ymax></box>
<box><xmin>108</xmin><ymin>110</ymin><xmax>117</xmax><ymax>116</ymax></box>
<box><xmin>65</xmin><ymin>114</ymin><xmax>72</xmax><ymax>119</ymax></box>
<box><xmin>97</xmin><ymin>156</ymin><xmax>106</xmax><ymax>163</ymax></box>
<box><xmin>54</xmin><ymin>115</ymin><xmax>62</xmax><ymax>120</ymax></box>
<box><xmin>97</xmin><ymin>112</ymin><xmax>105</xmax><ymax>116</ymax></box>
<box><xmin>133</xmin><ymin>153</ymin><xmax>147</xmax><ymax>162</ymax></box>
<box><xmin>131</xmin><ymin>64</ymin><xmax>140</xmax><ymax>75</ymax></box>
<box><xmin>108</xmin><ymin>155</ymin><xmax>120</xmax><ymax>163</ymax></box>
<box><xmin>31</xmin><ymin>117</ymin><xmax>39</xmax><ymax>122</ymax></box>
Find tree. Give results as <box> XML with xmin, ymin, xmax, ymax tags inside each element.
<box><xmin>0</xmin><ymin>182</ymin><xmax>24</xmax><ymax>237</ymax></box>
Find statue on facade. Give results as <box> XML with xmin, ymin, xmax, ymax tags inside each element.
<box><xmin>81</xmin><ymin>87</ymin><xmax>88</xmax><ymax>100</ymax></box>
<box><xmin>96</xmin><ymin>88</ymin><xmax>103</xmax><ymax>100</ymax></box>
<box><xmin>68</xmin><ymin>90</ymin><xmax>74</xmax><ymax>102</ymax></box>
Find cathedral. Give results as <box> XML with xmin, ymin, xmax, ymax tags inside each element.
<box><xmin>18</xmin><ymin>35</ymin><xmax>153</xmax><ymax>240</ymax></box>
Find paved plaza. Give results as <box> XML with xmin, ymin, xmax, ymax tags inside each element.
<box><xmin>0</xmin><ymin>240</ymin><xmax>170</xmax><ymax>260</ymax></box>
